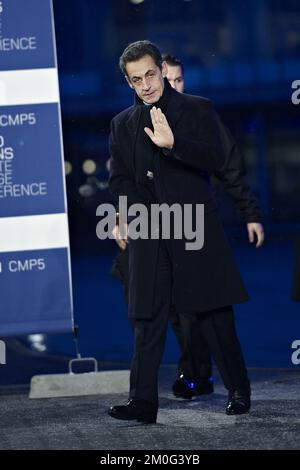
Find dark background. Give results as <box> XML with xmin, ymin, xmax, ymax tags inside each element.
<box><xmin>4</xmin><ymin>0</ymin><xmax>300</xmax><ymax>382</ymax></box>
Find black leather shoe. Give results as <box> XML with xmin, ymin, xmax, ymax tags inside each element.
<box><xmin>108</xmin><ymin>398</ymin><xmax>157</xmax><ymax>424</ymax></box>
<box><xmin>172</xmin><ymin>374</ymin><xmax>214</xmax><ymax>399</ymax></box>
<box><xmin>226</xmin><ymin>389</ymin><xmax>251</xmax><ymax>415</ymax></box>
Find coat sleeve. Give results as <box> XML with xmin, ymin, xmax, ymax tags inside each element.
<box><xmin>109</xmin><ymin>117</ymin><xmax>147</xmax><ymax>209</ymax></box>
<box><xmin>213</xmin><ymin>117</ymin><xmax>262</xmax><ymax>223</ymax></box>
<box><xmin>164</xmin><ymin>100</ymin><xmax>225</xmax><ymax>173</ymax></box>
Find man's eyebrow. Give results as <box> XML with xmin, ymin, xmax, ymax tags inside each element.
<box><xmin>131</xmin><ymin>69</ymin><xmax>156</xmax><ymax>80</ymax></box>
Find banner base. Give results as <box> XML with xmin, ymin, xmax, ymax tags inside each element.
<box><xmin>29</xmin><ymin>370</ymin><xmax>130</xmax><ymax>399</ymax></box>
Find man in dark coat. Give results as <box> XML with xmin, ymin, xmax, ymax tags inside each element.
<box><xmin>108</xmin><ymin>40</ymin><xmax>252</xmax><ymax>424</ymax></box>
<box><xmin>111</xmin><ymin>54</ymin><xmax>264</xmax><ymax>400</ymax></box>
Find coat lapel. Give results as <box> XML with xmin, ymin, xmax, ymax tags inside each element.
<box><xmin>124</xmin><ymin>105</ymin><xmax>143</xmax><ymax>176</ymax></box>
<box><xmin>164</xmin><ymin>87</ymin><xmax>185</xmax><ymax>132</ymax></box>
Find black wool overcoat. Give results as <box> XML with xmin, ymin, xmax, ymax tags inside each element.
<box><xmin>109</xmin><ymin>82</ymin><xmax>249</xmax><ymax>319</ymax></box>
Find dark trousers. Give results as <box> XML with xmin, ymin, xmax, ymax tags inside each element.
<box><xmin>130</xmin><ymin>241</ymin><xmax>172</xmax><ymax>405</ymax></box>
<box><xmin>179</xmin><ymin>307</ymin><xmax>249</xmax><ymax>392</ymax></box>
<box><xmin>129</xmin><ymin>241</ymin><xmax>249</xmax><ymax>406</ymax></box>
<box><xmin>112</xmin><ymin>248</ymin><xmax>213</xmax><ymax>382</ymax></box>
<box><xmin>169</xmin><ymin>306</ymin><xmax>213</xmax><ymax>380</ymax></box>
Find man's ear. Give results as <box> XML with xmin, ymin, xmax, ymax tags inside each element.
<box><xmin>125</xmin><ymin>75</ymin><xmax>134</xmax><ymax>89</ymax></box>
<box><xmin>161</xmin><ymin>61</ymin><xmax>168</xmax><ymax>78</ymax></box>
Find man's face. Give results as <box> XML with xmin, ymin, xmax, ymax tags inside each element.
<box><xmin>166</xmin><ymin>64</ymin><xmax>185</xmax><ymax>93</ymax></box>
<box><xmin>125</xmin><ymin>54</ymin><xmax>167</xmax><ymax>104</ymax></box>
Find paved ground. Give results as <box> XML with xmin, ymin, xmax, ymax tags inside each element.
<box><xmin>0</xmin><ymin>366</ymin><xmax>300</xmax><ymax>450</ymax></box>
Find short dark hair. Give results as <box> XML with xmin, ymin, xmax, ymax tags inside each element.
<box><xmin>162</xmin><ymin>54</ymin><xmax>184</xmax><ymax>75</ymax></box>
<box><xmin>119</xmin><ymin>40</ymin><xmax>163</xmax><ymax>76</ymax></box>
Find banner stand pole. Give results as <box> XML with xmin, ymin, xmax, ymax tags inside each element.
<box><xmin>29</xmin><ymin>321</ymin><xmax>131</xmax><ymax>399</ymax></box>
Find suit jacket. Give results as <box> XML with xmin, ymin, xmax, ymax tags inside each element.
<box><xmin>109</xmin><ymin>81</ymin><xmax>249</xmax><ymax>319</ymax></box>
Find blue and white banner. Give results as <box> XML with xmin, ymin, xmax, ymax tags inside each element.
<box><xmin>0</xmin><ymin>0</ymin><xmax>73</xmax><ymax>336</ymax></box>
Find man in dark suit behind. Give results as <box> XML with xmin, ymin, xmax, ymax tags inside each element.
<box><xmin>163</xmin><ymin>54</ymin><xmax>264</xmax><ymax>398</ymax></box>
<box><xmin>108</xmin><ymin>40</ymin><xmax>253</xmax><ymax>423</ymax></box>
